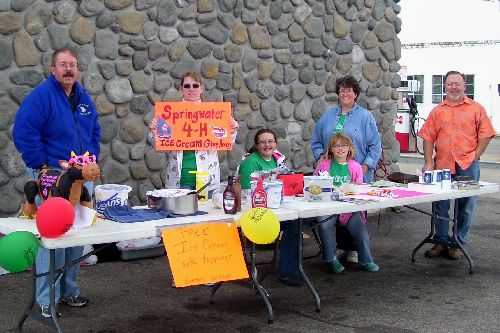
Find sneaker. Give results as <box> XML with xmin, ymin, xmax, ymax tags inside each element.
<box><xmin>424</xmin><ymin>244</ymin><xmax>448</xmax><ymax>258</ymax></box>
<box><xmin>41</xmin><ymin>305</ymin><xmax>61</xmax><ymax>318</ymax></box>
<box><xmin>327</xmin><ymin>259</ymin><xmax>345</xmax><ymax>274</ymax></box>
<box><xmin>447</xmin><ymin>246</ymin><xmax>462</xmax><ymax>260</ymax></box>
<box><xmin>60</xmin><ymin>295</ymin><xmax>89</xmax><ymax>307</ymax></box>
<box><xmin>346</xmin><ymin>251</ymin><xmax>359</xmax><ymax>264</ymax></box>
<box><xmin>278</xmin><ymin>273</ymin><xmax>303</xmax><ymax>286</ymax></box>
<box><xmin>361</xmin><ymin>262</ymin><xmax>380</xmax><ymax>272</ymax></box>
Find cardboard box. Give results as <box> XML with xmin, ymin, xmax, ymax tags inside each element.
<box><xmin>303</xmin><ymin>176</ymin><xmax>333</xmax><ymax>201</ymax></box>
<box><xmin>277</xmin><ymin>173</ymin><xmax>304</xmax><ymax>196</ymax></box>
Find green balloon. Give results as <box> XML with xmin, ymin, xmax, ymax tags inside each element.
<box><xmin>0</xmin><ymin>231</ymin><xmax>40</xmax><ymax>273</ymax></box>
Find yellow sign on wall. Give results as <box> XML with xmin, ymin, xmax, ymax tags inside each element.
<box><xmin>162</xmin><ymin>222</ymin><xmax>249</xmax><ymax>287</ymax></box>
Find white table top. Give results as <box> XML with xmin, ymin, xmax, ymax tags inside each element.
<box><xmin>1</xmin><ymin>182</ymin><xmax>497</xmax><ymax>249</ymax></box>
<box><xmin>0</xmin><ymin>203</ymin><xmax>298</xmax><ymax>249</ymax></box>
<box><xmin>283</xmin><ymin>182</ymin><xmax>499</xmax><ymax>219</ymax></box>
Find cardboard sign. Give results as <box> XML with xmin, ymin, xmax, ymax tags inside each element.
<box><xmin>154</xmin><ymin>102</ymin><xmax>232</xmax><ymax>151</ymax></box>
<box><xmin>162</xmin><ymin>222</ymin><xmax>249</xmax><ymax>287</ymax></box>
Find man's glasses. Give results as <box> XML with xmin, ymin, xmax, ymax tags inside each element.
<box><xmin>332</xmin><ymin>144</ymin><xmax>349</xmax><ymax>149</ymax></box>
<box><xmin>338</xmin><ymin>88</ymin><xmax>354</xmax><ymax>94</ymax></box>
<box><xmin>183</xmin><ymin>83</ymin><xmax>200</xmax><ymax>89</ymax></box>
<box><xmin>56</xmin><ymin>63</ymin><xmax>77</xmax><ymax>70</ymax></box>
<box><xmin>257</xmin><ymin>140</ymin><xmax>276</xmax><ymax>145</ymax></box>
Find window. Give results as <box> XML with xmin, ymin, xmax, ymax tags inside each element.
<box><xmin>407</xmin><ymin>75</ymin><xmax>424</xmax><ymax>103</ymax></box>
<box><xmin>432</xmin><ymin>74</ymin><xmax>475</xmax><ymax>103</ymax></box>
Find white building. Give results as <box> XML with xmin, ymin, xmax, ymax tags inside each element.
<box><xmin>398</xmin><ymin>0</ymin><xmax>500</xmax><ymax>134</ymax></box>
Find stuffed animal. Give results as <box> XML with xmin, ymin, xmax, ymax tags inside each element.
<box><xmin>22</xmin><ymin>151</ymin><xmax>101</xmax><ymax>218</ymax></box>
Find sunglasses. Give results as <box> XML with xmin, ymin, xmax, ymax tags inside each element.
<box><xmin>183</xmin><ymin>83</ymin><xmax>200</xmax><ymax>89</ymax></box>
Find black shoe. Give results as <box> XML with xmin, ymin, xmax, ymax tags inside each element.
<box><xmin>60</xmin><ymin>295</ymin><xmax>89</xmax><ymax>307</ymax></box>
<box><xmin>278</xmin><ymin>274</ymin><xmax>303</xmax><ymax>286</ymax></box>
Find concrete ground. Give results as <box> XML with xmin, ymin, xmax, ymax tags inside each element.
<box><xmin>0</xmin><ymin>160</ymin><xmax>499</xmax><ymax>332</ymax></box>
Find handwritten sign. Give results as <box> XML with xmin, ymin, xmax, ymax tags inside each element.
<box><xmin>162</xmin><ymin>222</ymin><xmax>249</xmax><ymax>287</ymax></box>
<box><xmin>154</xmin><ymin>101</ymin><xmax>232</xmax><ymax>151</ymax></box>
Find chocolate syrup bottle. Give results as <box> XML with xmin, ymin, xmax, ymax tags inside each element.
<box><xmin>223</xmin><ymin>175</ymin><xmax>238</xmax><ymax>214</ymax></box>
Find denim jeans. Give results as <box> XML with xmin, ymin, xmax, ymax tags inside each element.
<box><xmin>277</xmin><ymin>213</ymin><xmax>375</xmax><ymax>275</ymax></box>
<box><xmin>316</xmin><ymin>212</ymin><xmax>374</xmax><ymax>265</ymax></box>
<box><xmin>434</xmin><ymin>161</ymin><xmax>480</xmax><ymax>245</ymax></box>
<box><xmin>277</xmin><ymin>219</ymin><xmax>301</xmax><ymax>275</ymax></box>
<box><xmin>26</xmin><ymin>167</ymin><xmax>90</xmax><ymax>306</ymax></box>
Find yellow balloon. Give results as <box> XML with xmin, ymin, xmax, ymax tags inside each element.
<box><xmin>240</xmin><ymin>208</ymin><xmax>280</xmax><ymax>244</ymax></box>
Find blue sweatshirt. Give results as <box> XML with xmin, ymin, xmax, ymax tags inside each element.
<box><xmin>311</xmin><ymin>103</ymin><xmax>381</xmax><ymax>182</ymax></box>
<box><xmin>13</xmin><ymin>75</ymin><xmax>101</xmax><ymax>169</ymax></box>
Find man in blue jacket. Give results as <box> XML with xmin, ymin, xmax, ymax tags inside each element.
<box><xmin>13</xmin><ymin>48</ymin><xmax>100</xmax><ymax>318</ymax></box>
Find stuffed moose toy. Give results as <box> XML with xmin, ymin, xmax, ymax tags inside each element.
<box><xmin>22</xmin><ymin>151</ymin><xmax>100</xmax><ymax>218</ymax></box>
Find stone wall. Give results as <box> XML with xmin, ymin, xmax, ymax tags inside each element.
<box><xmin>0</xmin><ymin>0</ymin><xmax>403</xmax><ymax>216</ymax></box>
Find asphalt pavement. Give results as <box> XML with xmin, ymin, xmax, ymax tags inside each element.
<box><xmin>0</xmin><ymin>154</ymin><xmax>499</xmax><ymax>332</ymax></box>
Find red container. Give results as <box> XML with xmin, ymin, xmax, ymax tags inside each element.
<box><xmin>277</xmin><ymin>173</ymin><xmax>304</xmax><ymax>196</ymax></box>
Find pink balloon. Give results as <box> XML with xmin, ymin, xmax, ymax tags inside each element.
<box><xmin>36</xmin><ymin>197</ymin><xmax>75</xmax><ymax>238</ymax></box>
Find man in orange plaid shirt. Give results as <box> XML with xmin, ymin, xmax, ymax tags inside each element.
<box><xmin>418</xmin><ymin>70</ymin><xmax>496</xmax><ymax>260</ymax></box>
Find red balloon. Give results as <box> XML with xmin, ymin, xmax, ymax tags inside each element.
<box><xmin>36</xmin><ymin>197</ymin><xmax>75</xmax><ymax>238</ymax></box>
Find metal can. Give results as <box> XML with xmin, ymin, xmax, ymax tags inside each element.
<box><xmin>433</xmin><ymin>170</ymin><xmax>442</xmax><ymax>184</ymax></box>
<box><xmin>423</xmin><ymin>171</ymin><xmax>433</xmax><ymax>183</ymax></box>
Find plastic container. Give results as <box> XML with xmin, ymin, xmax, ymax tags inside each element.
<box><xmin>223</xmin><ymin>176</ymin><xmax>238</xmax><ymax>214</ymax></box>
<box><xmin>95</xmin><ymin>184</ymin><xmax>132</xmax><ymax>218</ymax></box>
<box><xmin>250</xmin><ymin>180</ymin><xmax>283</xmax><ymax>209</ymax></box>
<box><xmin>189</xmin><ymin>171</ymin><xmax>209</xmax><ymax>202</ymax></box>
<box><xmin>251</xmin><ymin>177</ymin><xmax>267</xmax><ymax>208</ymax></box>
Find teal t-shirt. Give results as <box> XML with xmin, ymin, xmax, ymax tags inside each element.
<box><xmin>180</xmin><ymin>150</ymin><xmax>197</xmax><ymax>187</ymax></box>
<box><xmin>334</xmin><ymin>114</ymin><xmax>346</xmax><ymax>132</ymax></box>
<box><xmin>329</xmin><ymin>161</ymin><xmax>350</xmax><ymax>186</ymax></box>
<box><xmin>238</xmin><ymin>152</ymin><xmax>278</xmax><ymax>189</ymax></box>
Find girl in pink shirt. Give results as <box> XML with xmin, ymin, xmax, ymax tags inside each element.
<box><xmin>314</xmin><ymin>133</ymin><xmax>379</xmax><ymax>273</ymax></box>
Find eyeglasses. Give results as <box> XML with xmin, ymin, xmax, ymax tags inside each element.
<box><xmin>332</xmin><ymin>144</ymin><xmax>349</xmax><ymax>149</ymax></box>
<box><xmin>56</xmin><ymin>63</ymin><xmax>77</xmax><ymax>70</ymax></box>
<box><xmin>183</xmin><ymin>83</ymin><xmax>200</xmax><ymax>89</ymax></box>
<box><xmin>257</xmin><ymin>140</ymin><xmax>276</xmax><ymax>145</ymax></box>
<box><xmin>339</xmin><ymin>88</ymin><xmax>354</xmax><ymax>94</ymax></box>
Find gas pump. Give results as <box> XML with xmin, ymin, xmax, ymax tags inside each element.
<box><xmin>396</xmin><ymin>80</ymin><xmax>420</xmax><ymax>153</ymax></box>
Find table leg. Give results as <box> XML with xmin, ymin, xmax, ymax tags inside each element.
<box><xmin>408</xmin><ymin>200</ymin><xmax>474</xmax><ymax>273</ymax></box>
<box><xmin>249</xmin><ymin>243</ymin><xmax>274</xmax><ymax>324</ymax></box>
<box><xmin>16</xmin><ymin>263</ymin><xmax>36</xmax><ymax>332</ymax></box>
<box><xmin>16</xmin><ymin>250</ymin><xmax>64</xmax><ymax>332</ymax></box>
<box><xmin>209</xmin><ymin>282</ymin><xmax>223</xmax><ymax>305</ymax></box>
<box><xmin>298</xmin><ymin>218</ymin><xmax>320</xmax><ymax>313</ymax></box>
<box><xmin>49</xmin><ymin>249</ymin><xmax>64</xmax><ymax>332</ymax></box>
<box><xmin>450</xmin><ymin>199</ymin><xmax>474</xmax><ymax>274</ymax></box>
<box><xmin>410</xmin><ymin>203</ymin><xmax>436</xmax><ymax>262</ymax></box>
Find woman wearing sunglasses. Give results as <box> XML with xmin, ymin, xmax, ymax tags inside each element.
<box><xmin>149</xmin><ymin>71</ymin><xmax>239</xmax><ymax>196</ymax></box>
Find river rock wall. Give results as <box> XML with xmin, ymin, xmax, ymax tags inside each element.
<box><xmin>0</xmin><ymin>0</ymin><xmax>403</xmax><ymax>215</ymax></box>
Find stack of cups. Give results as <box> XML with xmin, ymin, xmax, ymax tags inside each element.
<box><xmin>432</xmin><ymin>170</ymin><xmax>442</xmax><ymax>187</ymax></box>
<box><xmin>441</xmin><ymin>168</ymin><xmax>452</xmax><ymax>189</ymax></box>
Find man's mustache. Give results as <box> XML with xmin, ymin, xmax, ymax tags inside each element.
<box><xmin>63</xmin><ymin>71</ymin><xmax>73</xmax><ymax>78</ymax></box>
